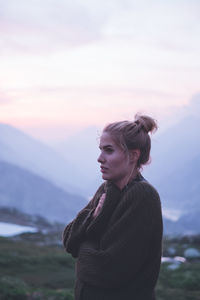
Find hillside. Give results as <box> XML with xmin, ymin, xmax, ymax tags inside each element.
<box><xmin>0</xmin><ymin>123</ymin><xmax>85</xmax><ymax>195</ymax></box>
<box><xmin>144</xmin><ymin>114</ymin><xmax>200</xmax><ymax>215</ymax></box>
<box><xmin>0</xmin><ymin>231</ymin><xmax>200</xmax><ymax>299</ymax></box>
<box><xmin>55</xmin><ymin>126</ymin><xmax>102</xmax><ymax>196</ymax></box>
<box><xmin>1</xmin><ymin>111</ymin><xmax>200</xmax><ymax>234</ymax></box>
<box><xmin>0</xmin><ymin>161</ymin><xmax>87</xmax><ymax>223</ymax></box>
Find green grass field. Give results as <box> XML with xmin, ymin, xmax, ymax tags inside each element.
<box><xmin>0</xmin><ymin>235</ymin><xmax>74</xmax><ymax>299</ymax></box>
<box><xmin>0</xmin><ymin>234</ymin><xmax>200</xmax><ymax>300</ymax></box>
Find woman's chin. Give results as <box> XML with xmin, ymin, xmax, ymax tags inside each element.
<box><xmin>102</xmin><ymin>174</ymin><xmax>110</xmax><ymax>180</ymax></box>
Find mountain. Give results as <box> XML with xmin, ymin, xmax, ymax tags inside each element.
<box><xmin>53</xmin><ymin>113</ymin><xmax>200</xmax><ymax>216</ymax></box>
<box><xmin>0</xmin><ymin>207</ymin><xmax>54</xmax><ymax>230</ymax></box>
<box><xmin>143</xmin><ymin>114</ymin><xmax>200</xmax><ymax>215</ymax></box>
<box><xmin>1</xmin><ymin>109</ymin><xmax>200</xmax><ymax>234</ymax></box>
<box><xmin>177</xmin><ymin>210</ymin><xmax>200</xmax><ymax>235</ymax></box>
<box><xmin>155</xmin><ymin>153</ymin><xmax>200</xmax><ymax>212</ymax></box>
<box><xmin>0</xmin><ymin>160</ymin><xmax>87</xmax><ymax>223</ymax></box>
<box><xmin>55</xmin><ymin>126</ymin><xmax>103</xmax><ymax>196</ymax></box>
<box><xmin>0</xmin><ymin>123</ymin><xmax>85</xmax><ymax>194</ymax></box>
<box><xmin>163</xmin><ymin>210</ymin><xmax>200</xmax><ymax>236</ymax></box>
<box><xmin>54</xmin><ymin>114</ymin><xmax>200</xmax><ymax>214</ymax></box>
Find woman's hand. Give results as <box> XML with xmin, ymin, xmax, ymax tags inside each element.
<box><xmin>93</xmin><ymin>193</ymin><xmax>106</xmax><ymax>218</ymax></box>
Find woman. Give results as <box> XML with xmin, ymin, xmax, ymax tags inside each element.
<box><xmin>63</xmin><ymin>114</ymin><xmax>163</xmax><ymax>300</ymax></box>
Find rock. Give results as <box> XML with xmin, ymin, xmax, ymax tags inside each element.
<box><xmin>167</xmin><ymin>263</ymin><xmax>180</xmax><ymax>270</ymax></box>
<box><xmin>168</xmin><ymin>246</ymin><xmax>176</xmax><ymax>255</ymax></box>
<box><xmin>184</xmin><ymin>248</ymin><xmax>200</xmax><ymax>258</ymax></box>
<box><xmin>162</xmin><ymin>256</ymin><xmax>186</xmax><ymax>270</ymax></box>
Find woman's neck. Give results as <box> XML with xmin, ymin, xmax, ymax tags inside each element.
<box><xmin>115</xmin><ymin>168</ymin><xmax>139</xmax><ymax>190</ymax></box>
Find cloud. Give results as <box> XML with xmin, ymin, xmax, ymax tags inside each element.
<box><xmin>170</xmin><ymin>93</ymin><xmax>200</xmax><ymax>120</ymax></box>
<box><xmin>0</xmin><ymin>0</ymin><xmax>105</xmax><ymax>54</ymax></box>
<box><xmin>19</xmin><ymin>85</ymin><xmax>173</xmax><ymax>102</ymax></box>
<box><xmin>162</xmin><ymin>93</ymin><xmax>200</xmax><ymax>130</ymax></box>
<box><xmin>100</xmin><ymin>0</ymin><xmax>200</xmax><ymax>54</ymax></box>
<box><xmin>187</xmin><ymin>94</ymin><xmax>200</xmax><ymax>115</ymax></box>
<box><xmin>1</xmin><ymin>0</ymin><xmax>200</xmax><ymax>56</ymax></box>
<box><xmin>0</xmin><ymin>91</ymin><xmax>13</xmax><ymax>104</ymax></box>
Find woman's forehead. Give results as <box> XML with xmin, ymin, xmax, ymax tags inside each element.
<box><xmin>99</xmin><ymin>132</ymin><xmax>116</xmax><ymax>147</ymax></box>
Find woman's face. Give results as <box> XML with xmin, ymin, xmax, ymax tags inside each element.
<box><xmin>98</xmin><ymin>132</ymin><xmax>134</xmax><ymax>189</ymax></box>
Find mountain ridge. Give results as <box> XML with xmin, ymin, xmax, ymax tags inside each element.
<box><xmin>0</xmin><ymin>160</ymin><xmax>87</xmax><ymax>223</ymax></box>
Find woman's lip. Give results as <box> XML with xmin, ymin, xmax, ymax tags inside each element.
<box><xmin>100</xmin><ymin>166</ymin><xmax>108</xmax><ymax>172</ymax></box>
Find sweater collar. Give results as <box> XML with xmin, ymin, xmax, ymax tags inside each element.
<box><xmin>105</xmin><ymin>173</ymin><xmax>146</xmax><ymax>193</ymax></box>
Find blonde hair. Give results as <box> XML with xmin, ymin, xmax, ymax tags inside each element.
<box><xmin>103</xmin><ymin>114</ymin><xmax>158</xmax><ymax>169</ymax></box>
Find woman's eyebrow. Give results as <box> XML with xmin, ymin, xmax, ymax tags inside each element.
<box><xmin>99</xmin><ymin>144</ymin><xmax>113</xmax><ymax>149</ymax></box>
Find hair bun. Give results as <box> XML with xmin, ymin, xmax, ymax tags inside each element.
<box><xmin>134</xmin><ymin>114</ymin><xmax>158</xmax><ymax>134</ymax></box>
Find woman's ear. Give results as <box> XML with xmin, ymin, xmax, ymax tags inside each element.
<box><xmin>129</xmin><ymin>149</ymin><xmax>140</xmax><ymax>164</ymax></box>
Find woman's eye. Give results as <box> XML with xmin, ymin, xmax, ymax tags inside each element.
<box><xmin>106</xmin><ymin>148</ymin><xmax>113</xmax><ymax>153</ymax></box>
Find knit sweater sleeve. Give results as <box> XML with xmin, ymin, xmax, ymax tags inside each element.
<box><xmin>62</xmin><ymin>183</ymin><xmax>105</xmax><ymax>258</ymax></box>
<box><xmin>77</xmin><ymin>181</ymin><xmax>163</xmax><ymax>288</ymax></box>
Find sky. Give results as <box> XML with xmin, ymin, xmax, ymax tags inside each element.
<box><xmin>0</xmin><ymin>0</ymin><xmax>200</xmax><ymax>141</ymax></box>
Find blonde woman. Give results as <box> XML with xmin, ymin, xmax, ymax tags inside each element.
<box><xmin>63</xmin><ymin>114</ymin><xmax>163</xmax><ymax>300</ymax></box>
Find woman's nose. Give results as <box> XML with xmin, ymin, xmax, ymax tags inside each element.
<box><xmin>97</xmin><ymin>152</ymin><xmax>105</xmax><ymax>163</ymax></box>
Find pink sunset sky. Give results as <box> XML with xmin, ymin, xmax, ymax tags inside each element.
<box><xmin>0</xmin><ymin>0</ymin><xmax>200</xmax><ymax>141</ymax></box>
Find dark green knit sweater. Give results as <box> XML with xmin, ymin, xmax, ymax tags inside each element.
<box><xmin>63</xmin><ymin>175</ymin><xmax>163</xmax><ymax>300</ymax></box>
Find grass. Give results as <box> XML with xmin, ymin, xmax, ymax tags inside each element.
<box><xmin>0</xmin><ymin>235</ymin><xmax>75</xmax><ymax>299</ymax></box>
<box><xmin>0</xmin><ymin>234</ymin><xmax>200</xmax><ymax>299</ymax></box>
<box><xmin>156</xmin><ymin>262</ymin><xmax>200</xmax><ymax>299</ymax></box>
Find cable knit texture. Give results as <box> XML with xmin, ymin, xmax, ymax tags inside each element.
<box><xmin>63</xmin><ymin>175</ymin><xmax>163</xmax><ymax>300</ymax></box>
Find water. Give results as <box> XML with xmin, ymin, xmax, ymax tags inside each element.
<box><xmin>0</xmin><ymin>222</ymin><xmax>37</xmax><ymax>237</ymax></box>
